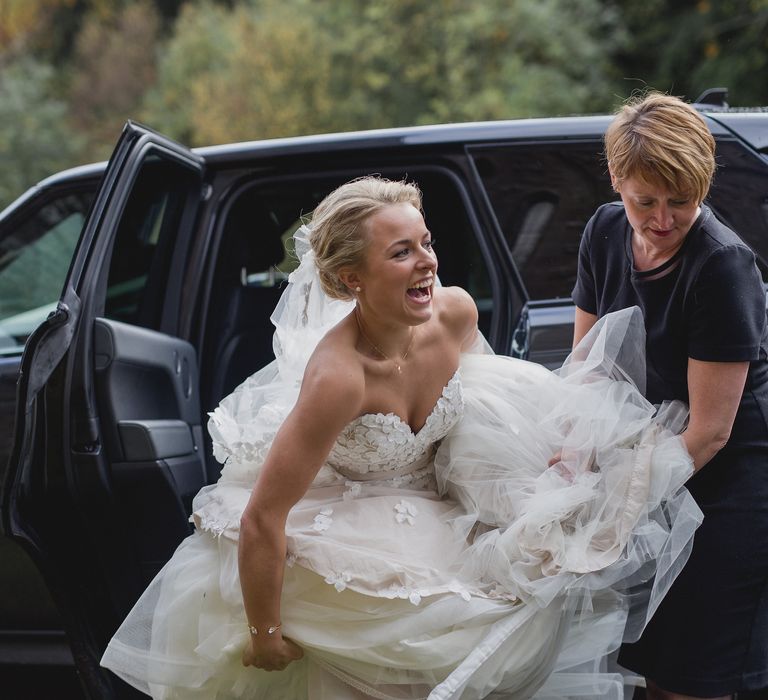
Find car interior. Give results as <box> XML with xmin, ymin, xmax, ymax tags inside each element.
<box><xmin>199</xmin><ymin>168</ymin><xmax>496</xmax><ymax>482</ymax></box>
<box><xmin>82</xmin><ymin>162</ymin><xmax>496</xmax><ymax>609</ymax></box>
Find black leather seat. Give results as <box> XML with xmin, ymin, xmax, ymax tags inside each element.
<box><xmin>204</xmin><ymin>190</ymin><xmax>290</xmax><ymax>416</ymax></box>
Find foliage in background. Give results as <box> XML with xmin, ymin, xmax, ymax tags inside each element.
<box><xmin>69</xmin><ymin>1</ymin><xmax>161</xmax><ymax>159</ymax></box>
<box><xmin>144</xmin><ymin>0</ymin><xmax>624</xmax><ymax>145</ymax></box>
<box><xmin>0</xmin><ymin>0</ymin><xmax>77</xmax><ymax>59</ymax></box>
<box><xmin>319</xmin><ymin>0</ymin><xmax>625</xmax><ymax>128</ymax></box>
<box><xmin>613</xmin><ymin>0</ymin><xmax>768</xmax><ymax>104</ymax></box>
<box><xmin>142</xmin><ymin>0</ymin><xmax>336</xmax><ymax>143</ymax></box>
<box><xmin>0</xmin><ymin>0</ymin><xmax>186</xmax><ymax>62</ymax></box>
<box><xmin>140</xmin><ymin>1</ymin><xmax>236</xmax><ymax>144</ymax></box>
<box><xmin>0</xmin><ymin>58</ymin><xmax>83</xmax><ymax>209</ymax></box>
<box><xmin>0</xmin><ymin>0</ymin><xmax>767</xmax><ymax>209</ymax></box>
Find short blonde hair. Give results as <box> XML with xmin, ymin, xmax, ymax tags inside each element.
<box><xmin>605</xmin><ymin>92</ymin><xmax>716</xmax><ymax>203</ymax></box>
<box><xmin>309</xmin><ymin>177</ymin><xmax>423</xmax><ymax>300</ymax></box>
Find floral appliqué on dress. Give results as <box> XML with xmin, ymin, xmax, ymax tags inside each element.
<box><xmin>394</xmin><ymin>500</ymin><xmax>418</xmax><ymax>525</ymax></box>
<box><xmin>326</xmin><ymin>371</ymin><xmax>463</xmax><ymax>483</ymax></box>
<box><xmin>312</xmin><ymin>507</ymin><xmax>333</xmax><ymax>532</ymax></box>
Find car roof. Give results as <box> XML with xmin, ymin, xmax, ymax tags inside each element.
<box><xmin>706</xmin><ymin>112</ymin><xmax>768</xmax><ymax>151</ymax></box>
<box><xmin>30</xmin><ymin>110</ymin><xmax>758</xmax><ymax>188</ymax></box>
<box><xmin>195</xmin><ymin>115</ymin><xmax>618</xmax><ymax>163</ymax></box>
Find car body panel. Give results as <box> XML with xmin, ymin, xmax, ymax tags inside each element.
<box><xmin>707</xmin><ymin>112</ymin><xmax>768</xmax><ymax>152</ymax></box>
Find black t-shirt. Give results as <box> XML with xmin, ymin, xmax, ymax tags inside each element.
<box><xmin>572</xmin><ymin>202</ymin><xmax>768</xmax><ymax>406</ymax></box>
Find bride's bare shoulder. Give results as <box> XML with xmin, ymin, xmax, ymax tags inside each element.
<box><xmin>434</xmin><ymin>286</ymin><xmax>478</xmax><ymax>344</ymax></box>
<box><xmin>300</xmin><ymin>318</ymin><xmax>365</xmax><ymax>415</ymax></box>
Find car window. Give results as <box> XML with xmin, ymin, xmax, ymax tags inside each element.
<box><xmin>473</xmin><ymin>138</ymin><xmax>768</xmax><ymax>302</ymax></box>
<box><xmin>0</xmin><ymin>190</ymin><xmax>94</xmax><ymax>355</ymax></box>
<box><xmin>707</xmin><ymin>140</ymin><xmax>768</xmax><ymax>281</ymax></box>
<box><xmin>470</xmin><ymin>141</ymin><xmax>614</xmax><ymax>302</ymax></box>
<box><xmin>226</xmin><ymin>170</ymin><xmax>494</xmax><ymax>334</ymax></box>
<box><xmin>104</xmin><ymin>152</ymin><xmax>200</xmax><ymax>330</ymax></box>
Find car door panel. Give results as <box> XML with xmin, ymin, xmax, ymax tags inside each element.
<box><xmin>0</xmin><ymin>357</ymin><xmax>20</xmax><ymax>489</ymax></box>
<box><xmin>94</xmin><ymin>317</ymin><xmax>205</xmax><ymax>520</ymax></box>
<box><xmin>3</xmin><ymin>123</ymin><xmax>206</xmax><ymax>698</ymax></box>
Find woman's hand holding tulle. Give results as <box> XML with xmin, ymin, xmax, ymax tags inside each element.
<box><xmin>547</xmin><ymin>448</ymin><xmax>595</xmax><ymax>483</ymax></box>
<box><xmin>548</xmin><ymin>450</ymin><xmax>577</xmax><ymax>482</ymax></box>
<box><xmin>242</xmin><ymin>635</ymin><xmax>304</xmax><ymax>672</ymax></box>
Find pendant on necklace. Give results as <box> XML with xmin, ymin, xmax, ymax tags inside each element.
<box><xmin>395</xmin><ymin>363</ymin><xmax>402</xmax><ymax>374</ymax></box>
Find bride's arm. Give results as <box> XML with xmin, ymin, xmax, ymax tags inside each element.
<box><xmin>238</xmin><ymin>358</ymin><xmax>364</xmax><ymax>670</ymax></box>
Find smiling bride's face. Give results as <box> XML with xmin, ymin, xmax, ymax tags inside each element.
<box><xmin>350</xmin><ymin>203</ymin><xmax>438</xmax><ymax>326</ymax></box>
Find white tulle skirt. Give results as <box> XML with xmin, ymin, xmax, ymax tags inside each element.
<box><xmin>101</xmin><ymin>309</ymin><xmax>702</xmax><ymax>699</ymax></box>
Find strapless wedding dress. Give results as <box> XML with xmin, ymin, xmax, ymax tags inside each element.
<box><xmin>101</xmin><ymin>332</ymin><xmax>700</xmax><ymax>699</ymax></box>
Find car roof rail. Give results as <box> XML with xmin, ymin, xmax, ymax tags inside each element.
<box><xmin>692</xmin><ymin>87</ymin><xmax>729</xmax><ymax>111</ymax></box>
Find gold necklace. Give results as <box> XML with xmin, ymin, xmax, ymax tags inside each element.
<box><xmin>354</xmin><ymin>307</ymin><xmax>415</xmax><ymax>374</ymax></box>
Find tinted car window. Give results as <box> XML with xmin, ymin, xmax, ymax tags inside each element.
<box><xmin>0</xmin><ymin>191</ymin><xmax>94</xmax><ymax>355</ymax></box>
<box><xmin>474</xmin><ymin>138</ymin><xmax>768</xmax><ymax>301</ymax></box>
<box><xmin>470</xmin><ymin>141</ymin><xmax>614</xmax><ymax>301</ymax></box>
<box><xmin>241</xmin><ymin>171</ymin><xmax>494</xmax><ymax>331</ymax></box>
<box><xmin>707</xmin><ymin>141</ymin><xmax>768</xmax><ymax>281</ymax></box>
<box><xmin>104</xmin><ymin>153</ymin><xmax>200</xmax><ymax>329</ymax></box>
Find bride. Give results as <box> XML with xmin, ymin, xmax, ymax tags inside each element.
<box><xmin>101</xmin><ymin>177</ymin><xmax>702</xmax><ymax>699</ymax></box>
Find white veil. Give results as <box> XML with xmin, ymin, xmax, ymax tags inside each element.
<box><xmin>206</xmin><ymin>225</ymin><xmax>355</xmax><ymax>487</ymax></box>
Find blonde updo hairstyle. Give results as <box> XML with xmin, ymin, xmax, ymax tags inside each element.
<box><xmin>605</xmin><ymin>92</ymin><xmax>716</xmax><ymax>204</ymax></box>
<box><xmin>309</xmin><ymin>177</ymin><xmax>423</xmax><ymax>300</ymax></box>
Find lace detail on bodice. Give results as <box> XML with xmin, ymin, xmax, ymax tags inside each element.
<box><xmin>327</xmin><ymin>371</ymin><xmax>463</xmax><ymax>481</ymax></box>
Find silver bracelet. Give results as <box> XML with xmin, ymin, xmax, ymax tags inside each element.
<box><xmin>248</xmin><ymin>622</ymin><xmax>282</xmax><ymax>636</ymax></box>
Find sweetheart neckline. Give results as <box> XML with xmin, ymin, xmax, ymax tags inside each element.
<box><xmin>347</xmin><ymin>369</ymin><xmax>461</xmax><ymax>437</ymax></box>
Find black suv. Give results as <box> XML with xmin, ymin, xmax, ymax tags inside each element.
<box><xmin>1</xmin><ymin>105</ymin><xmax>767</xmax><ymax>697</ymax></box>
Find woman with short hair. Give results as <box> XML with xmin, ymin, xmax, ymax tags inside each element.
<box><xmin>573</xmin><ymin>92</ymin><xmax>768</xmax><ymax>700</ymax></box>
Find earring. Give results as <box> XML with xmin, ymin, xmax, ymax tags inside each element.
<box><xmin>355</xmin><ymin>287</ymin><xmax>361</xmax><ymax>292</ymax></box>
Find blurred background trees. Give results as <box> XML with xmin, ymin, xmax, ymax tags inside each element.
<box><xmin>1</xmin><ymin>0</ymin><xmax>766</xmax><ymax>209</ymax></box>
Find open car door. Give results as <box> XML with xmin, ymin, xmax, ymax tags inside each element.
<box><xmin>2</xmin><ymin>123</ymin><xmax>207</xmax><ymax>699</ymax></box>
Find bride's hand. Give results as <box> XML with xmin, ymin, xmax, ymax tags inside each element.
<box><xmin>547</xmin><ymin>451</ymin><xmax>575</xmax><ymax>481</ymax></box>
<box><xmin>242</xmin><ymin>634</ymin><xmax>304</xmax><ymax>671</ymax></box>
<box><xmin>547</xmin><ymin>448</ymin><xmax>596</xmax><ymax>482</ymax></box>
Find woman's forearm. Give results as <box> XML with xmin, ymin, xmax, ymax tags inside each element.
<box><xmin>683</xmin><ymin>359</ymin><xmax>748</xmax><ymax>473</ymax></box>
<box><xmin>238</xmin><ymin>513</ymin><xmax>287</xmax><ymax>636</ymax></box>
<box><xmin>682</xmin><ymin>426</ymin><xmax>730</xmax><ymax>473</ymax></box>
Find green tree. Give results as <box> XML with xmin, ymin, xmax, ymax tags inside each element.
<box><xmin>322</xmin><ymin>0</ymin><xmax>626</xmax><ymax>127</ymax></box>
<box><xmin>140</xmin><ymin>1</ymin><xmax>243</xmax><ymax>144</ymax></box>
<box><xmin>1</xmin><ymin>0</ymin><xmax>189</xmax><ymax>64</ymax></box>
<box><xmin>0</xmin><ymin>58</ymin><xmax>83</xmax><ymax>209</ymax></box>
<box><xmin>612</xmin><ymin>0</ymin><xmax>768</xmax><ymax>105</ymax></box>
<box><xmin>144</xmin><ymin>0</ymin><xmax>626</xmax><ymax>145</ymax></box>
<box><xmin>68</xmin><ymin>0</ymin><xmax>161</xmax><ymax>159</ymax></box>
<box><xmin>142</xmin><ymin>0</ymin><xmax>335</xmax><ymax>143</ymax></box>
<box><xmin>0</xmin><ymin>0</ymin><xmax>77</xmax><ymax>59</ymax></box>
